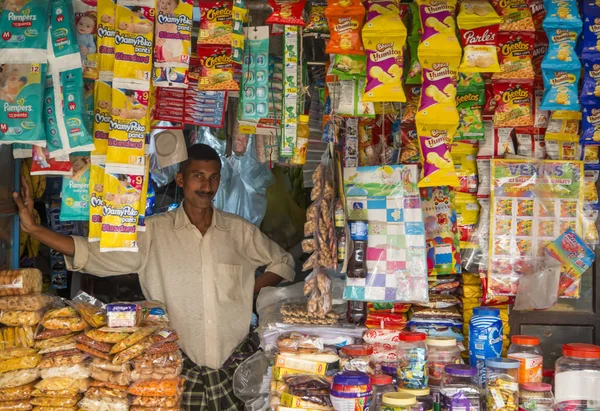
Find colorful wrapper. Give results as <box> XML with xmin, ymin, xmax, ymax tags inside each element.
<box><xmin>92</xmin><ymin>79</ymin><xmax>112</xmax><ymax>160</ymax></box>
<box><xmin>97</xmin><ymin>0</ymin><xmax>116</xmax><ymax>80</ymax></box>
<box><xmin>73</xmin><ymin>0</ymin><xmax>99</xmax><ymax>79</ymax></box>
<box><xmin>89</xmin><ymin>160</ymin><xmax>106</xmax><ymax>242</ymax></box>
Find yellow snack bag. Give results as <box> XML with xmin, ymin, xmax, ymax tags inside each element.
<box><xmin>457</xmin><ymin>0</ymin><xmax>502</xmax><ymax>73</ymax></box>
<box><xmin>97</xmin><ymin>0</ymin><xmax>117</xmax><ymax>80</ymax></box>
<box><xmin>105</xmin><ymin>86</ymin><xmax>149</xmax><ymax>175</ymax></box>
<box><xmin>92</xmin><ymin>79</ymin><xmax>112</xmax><ymax>161</ymax></box>
<box><xmin>416</xmin><ymin>114</ymin><xmax>460</xmax><ymax>187</ymax></box>
<box><xmin>113</xmin><ymin>1</ymin><xmax>155</xmax><ymax>88</ymax></box>
<box><xmin>455</xmin><ymin>192</ymin><xmax>480</xmax><ymax>248</ymax></box>
<box><xmin>99</xmin><ymin>171</ymin><xmax>144</xmax><ymax>252</ymax></box>
<box><xmin>362</xmin><ymin>14</ymin><xmax>407</xmax><ymax>102</ymax></box>
<box><xmin>88</xmin><ymin>162</ymin><xmax>106</xmax><ymax>242</ymax></box>
<box><xmin>416</xmin><ymin>0</ymin><xmax>462</xmax><ymax>64</ymax></box>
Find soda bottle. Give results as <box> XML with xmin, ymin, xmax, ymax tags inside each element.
<box><xmin>348</xmin><ymin>221</ymin><xmax>368</xmax><ymax>279</ymax></box>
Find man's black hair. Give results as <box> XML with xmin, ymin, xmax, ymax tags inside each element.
<box><xmin>179</xmin><ymin>144</ymin><xmax>221</xmax><ymax>173</ymax></box>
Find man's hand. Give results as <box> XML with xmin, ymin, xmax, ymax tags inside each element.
<box><xmin>13</xmin><ymin>176</ymin><xmax>39</xmax><ymax>234</ymax></box>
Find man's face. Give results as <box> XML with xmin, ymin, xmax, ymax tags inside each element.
<box><xmin>176</xmin><ymin>160</ymin><xmax>221</xmax><ymax>209</ymax></box>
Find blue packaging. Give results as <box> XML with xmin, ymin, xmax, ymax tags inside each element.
<box><xmin>468</xmin><ymin>307</ymin><xmax>503</xmax><ymax>385</ymax></box>
<box><xmin>581</xmin><ymin>104</ymin><xmax>600</xmax><ymax>143</ymax></box>
<box><xmin>582</xmin><ymin>17</ymin><xmax>600</xmax><ymax>61</ymax></box>
<box><xmin>350</xmin><ymin>221</ymin><xmax>368</xmax><ymax>241</ymax></box>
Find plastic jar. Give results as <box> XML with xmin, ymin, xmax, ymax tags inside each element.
<box><xmin>508</xmin><ymin>335</ymin><xmax>543</xmax><ymax>383</ymax></box>
<box><xmin>371</xmin><ymin>374</ymin><xmax>395</xmax><ymax>411</ymax></box>
<box><xmin>331</xmin><ymin>371</ymin><xmax>372</xmax><ymax>411</ymax></box>
<box><xmin>380</xmin><ymin>392</ymin><xmax>417</xmax><ymax>411</ymax></box>
<box><xmin>398</xmin><ymin>387</ymin><xmax>433</xmax><ymax>411</ymax></box>
<box><xmin>340</xmin><ymin>345</ymin><xmax>374</xmax><ymax>374</ymax></box>
<box><xmin>485</xmin><ymin>358</ymin><xmax>519</xmax><ymax>411</ymax></box>
<box><xmin>554</xmin><ymin>343</ymin><xmax>600</xmax><ymax>408</ymax></box>
<box><xmin>440</xmin><ymin>364</ymin><xmax>480</xmax><ymax>411</ymax></box>
<box><xmin>427</xmin><ymin>337</ymin><xmax>461</xmax><ymax>387</ymax></box>
<box><xmin>519</xmin><ymin>382</ymin><xmax>554</xmax><ymax>411</ymax></box>
<box><xmin>398</xmin><ymin>332</ymin><xmax>428</xmax><ymax>389</ymax></box>
<box><xmin>469</xmin><ymin>307</ymin><xmax>503</xmax><ymax>385</ymax></box>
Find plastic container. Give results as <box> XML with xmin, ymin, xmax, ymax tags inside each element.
<box><xmin>371</xmin><ymin>374</ymin><xmax>395</xmax><ymax>411</ymax></box>
<box><xmin>291</xmin><ymin>115</ymin><xmax>309</xmax><ymax>165</ymax></box>
<box><xmin>398</xmin><ymin>387</ymin><xmax>433</xmax><ymax>411</ymax></box>
<box><xmin>380</xmin><ymin>392</ymin><xmax>417</xmax><ymax>411</ymax></box>
<box><xmin>485</xmin><ymin>358</ymin><xmax>519</xmax><ymax>411</ymax></box>
<box><xmin>426</xmin><ymin>337</ymin><xmax>461</xmax><ymax>387</ymax></box>
<box><xmin>331</xmin><ymin>371</ymin><xmax>372</xmax><ymax>411</ymax></box>
<box><xmin>340</xmin><ymin>345</ymin><xmax>374</xmax><ymax>374</ymax></box>
<box><xmin>508</xmin><ymin>335</ymin><xmax>543</xmax><ymax>383</ymax></box>
<box><xmin>554</xmin><ymin>343</ymin><xmax>600</xmax><ymax>408</ymax></box>
<box><xmin>381</xmin><ymin>361</ymin><xmax>398</xmax><ymax>386</ymax></box>
<box><xmin>398</xmin><ymin>332</ymin><xmax>428</xmax><ymax>389</ymax></box>
<box><xmin>440</xmin><ymin>364</ymin><xmax>480</xmax><ymax>411</ymax></box>
<box><xmin>519</xmin><ymin>382</ymin><xmax>554</xmax><ymax>411</ymax></box>
<box><xmin>468</xmin><ymin>307</ymin><xmax>503</xmax><ymax>385</ymax></box>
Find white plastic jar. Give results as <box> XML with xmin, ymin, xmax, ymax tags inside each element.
<box><xmin>554</xmin><ymin>343</ymin><xmax>600</xmax><ymax>411</ymax></box>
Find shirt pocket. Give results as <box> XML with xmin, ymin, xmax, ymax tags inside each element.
<box><xmin>215</xmin><ymin>263</ymin><xmax>243</xmax><ymax>303</ymax></box>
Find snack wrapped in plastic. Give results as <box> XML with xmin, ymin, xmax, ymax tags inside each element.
<box><xmin>130</xmin><ymin>407</ymin><xmax>180</xmax><ymax>411</ymax></box>
<box><xmin>130</xmin><ymin>350</ymin><xmax>183</xmax><ymax>382</ymax></box>
<box><xmin>35</xmin><ymin>329</ymin><xmax>74</xmax><ymax>341</ymax></box>
<box><xmin>112</xmin><ymin>336</ymin><xmax>154</xmax><ymax>365</ymax></box>
<box><xmin>30</xmin><ymin>395</ymin><xmax>81</xmax><ymax>406</ymax></box>
<box><xmin>0</xmin><ymin>369</ymin><xmax>41</xmax><ymax>389</ymax></box>
<box><xmin>0</xmin><ymin>310</ymin><xmax>44</xmax><ymax>326</ymax></box>
<box><xmin>40</xmin><ymin>364</ymin><xmax>90</xmax><ymax>380</ymax></box>
<box><xmin>90</xmin><ymin>358</ymin><xmax>128</xmax><ymax>373</ymax></box>
<box><xmin>85</xmin><ymin>329</ymin><xmax>128</xmax><ymax>344</ymax></box>
<box><xmin>38</xmin><ymin>343</ymin><xmax>78</xmax><ymax>355</ymax></box>
<box><xmin>0</xmin><ymin>326</ymin><xmax>35</xmax><ymax>349</ymax></box>
<box><xmin>76</xmin><ymin>343</ymin><xmax>110</xmax><ymax>360</ymax></box>
<box><xmin>90</xmin><ymin>367</ymin><xmax>131</xmax><ymax>386</ymax></box>
<box><xmin>68</xmin><ymin>291</ymin><xmax>107</xmax><ymax>328</ymax></box>
<box><xmin>0</xmin><ymin>269</ymin><xmax>43</xmax><ymax>297</ymax></box>
<box><xmin>38</xmin><ymin>353</ymin><xmax>89</xmax><ymax>368</ymax></box>
<box><xmin>32</xmin><ymin>407</ymin><xmax>79</xmax><ymax>411</ymax></box>
<box><xmin>127</xmin><ymin>378</ymin><xmax>185</xmax><ymax>397</ymax></box>
<box><xmin>0</xmin><ymin>353</ymin><xmax>41</xmax><ymax>373</ymax></box>
<box><xmin>77</xmin><ymin>396</ymin><xmax>129</xmax><ymax>411</ymax></box>
<box><xmin>34</xmin><ymin>334</ymin><xmax>77</xmax><ymax>349</ymax></box>
<box><xmin>110</xmin><ymin>326</ymin><xmax>157</xmax><ymax>354</ymax></box>
<box><xmin>138</xmin><ymin>301</ymin><xmax>169</xmax><ymax>326</ymax></box>
<box><xmin>145</xmin><ymin>341</ymin><xmax>180</xmax><ymax>356</ymax></box>
<box><xmin>0</xmin><ymin>347</ymin><xmax>38</xmax><ymax>360</ymax></box>
<box><xmin>43</xmin><ymin>307</ymin><xmax>78</xmax><ymax>320</ymax></box>
<box><xmin>0</xmin><ymin>294</ymin><xmax>55</xmax><ymax>311</ymax></box>
<box><xmin>0</xmin><ymin>382</ymin><xmax>35</xmax><ymax>401</ymax></box>
<box><xmin>85</xmin><ymin>386</ymin><xmax>128</xmax><ymax>399</ymax></box>
<box><xmin>34</xmin><ymin>377</ymin><xmax>90</xmax><ymax>394</ymax></box>
<box><xmin>0</xmin><ymin>400</ymin><xmax>32</xmax><ymax>410</ymax></box>
<box><xmin>41</xmin><ymin>317</ymin><xmax>88</xmax><ymax>332</ymax></box>
<box><xmin>130</xmin><ymin>395</ymin><xmax>180</xmax><ymax>407</ymax></box>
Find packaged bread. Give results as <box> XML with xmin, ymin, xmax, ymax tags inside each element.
<box><xmin>75</xmin><ymin>334</ymin><xmax>113</xmax><ymax>353</ymax></box>
<box><xmin>110</xmin><ymin>326</ymin><xmax>157</xmax><ymax>354</ymax></box>
<box><xmin>0</xmin><ymin>326</ymin><xmax>35</xmax><ymax>349</ymax></box>
<box><xmin>0</xmin><ymin>309</ymin><xmax>44</xmax><ymax>326</ymax></box>
<box><xmin>77</xmin><ymin>396</ymin><xmax>129</xmax><ymax>411</ymax></box>
<box><xmin>130</xmin><ymin>395</ymin><xmax>180</xmax><ymax>407</ymax></box>
<box><xmin>37</xmin><ymin>352</ymin><xmax>89</xmax><ymax>368</ymax></box>
<box><xmin>34</xmin><ymin>334</ymin><xmax>77</xmax><ymax>349</ymax></box>
<box><xmin>85</xmin><ymin>329</ymin><xmax>128</xmax><ymax>344</ymax></box>
<box><xmin>112</xmin><ymin>336</ymin><xmax>154</xmax><ymax>365</ymax></box>
<box><xmin>90</xmin><ymin>366</ymin><xmax>131</xmax><ymax>386</ymax></box>
<box><xmin>0</xmin><ymin>269</ymin><xmax>42</xmax><ymax>297</ymax></box>
<box><xmin>0</xmin><ymin>368</ymin><xmax>41</xmax><ymax>389</ymax></box>
<box><xmin>40</xmin><ymin>364</ymin><xmax>90</xmax><ymax>380</ymax></box>
<box><xmin>127</xmin><ymin>377</ymin><xmax>184</xmax><ymax>397</ymax></box>
<box><xmin>30</xmin><ymin>394</ymin><xmax>81</xmax><ymax>406</ymax></box>
<box><xmin>0</xmin><ymin>399</ymin><xmax>32</xmax><ymax>410</ymax></box>
<box><xmin>0</xmin><ymin>347</ymin><xmax>38</xmax><ymax>360</ymax></box>
<box><xmin>0</xmin><ymin>294</ymin><xmax>55</xmax><ymax>311</ymax></box>
<box><xmin>0</xmin><ymin>382</ymin><xmax>35</xmax><ymax>401</ymax></box>
<box><xmin>34</xmin><ymin>377</ymin><xmax>90</xmax><ymax>394</ymax></box>
<box><xmin>0</xmin><ymin>353</ymin><xmax>41</xmax><ymax>373</ymax></box>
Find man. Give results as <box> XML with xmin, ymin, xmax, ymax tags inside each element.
<box><xmin>13</xmin><ymin>144</ymin><xmax>295</xmax><ymax>411</ymax></box>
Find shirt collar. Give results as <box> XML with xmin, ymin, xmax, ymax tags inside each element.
<box><xmin>173</xmin><ymin>201</ymin><xmax>229</xmax><ymax>232</ymax></box>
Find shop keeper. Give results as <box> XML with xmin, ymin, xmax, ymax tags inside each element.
<box><xmin>12</xmin><ymin>144</ymin><xmax>295</xmax><ymax>370</ymax></box>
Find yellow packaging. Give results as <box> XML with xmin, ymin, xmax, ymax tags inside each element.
<box><xmin>361</xmin><ymin>14</ymin><xmax>407</xmax><ymax>102</ymax></box>
<box><xmin>105</xmin><ymin>86</ymin><xmax>149</xmax><ymax>175</ymax></box>
<box><xmin>137</xmin><ymin>157</ymin><xmax>150</xmax><ymax>232</ymax></box>
<box><xmin>88</xmin><ymin>162</ymin><xmax>106</xmax><ymax>242</ymax></box>
<box><xmin>99</xmin><ymin>171</ymin><xmax>144</xmax><ymax>252</ymax></box>
<box><xmin>416</xmin><ymin>0</ymin><xmax>462</xmax><ymax>64</ymax></box>
<box><xmin>92</xmin><ymin>79</ymin><xmax>112</xmax><ymax>160</ymax></box>
<box><xmin>273</xmin><ymin>354</ymin><xmax>336</xmax><ymax>375</ymax></box>
<box><xmin>113</xmin><ymin>2</ymin><xmax>155</xmax><ymax>88</ymax></box>
<box><xmin>97</xmin><ymin>0</ymin><xmax>117</xmax><ymax>80</ymax></box>
<box><xmin>271</xmin><ymin>367</ymin><xmax>305</xmax><ymax>381</ymax></box>
<box><xmin>455</xmin><ymin>192</ymin><xmax>479</xmax><ymax>248</ymax></box>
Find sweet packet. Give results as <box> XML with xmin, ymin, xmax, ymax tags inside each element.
<box><xmin>60</xmin><ymin>155</ymin><xmax>91</xmax><ymax>222</ymax></box>
<box><xmin>325</xmin><ymin>5</ymin><xmax>365</xmax><ymax>55</ymax></box>
<box><xmin>0</xmin><ymin>0</ymin><xmax>50</xmax><ymax>63</ymax></box>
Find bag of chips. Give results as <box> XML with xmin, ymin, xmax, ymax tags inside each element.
<box><xmin>325</xmin><ymin>6</ymin><xmax>365</xmax><ymax>55</ymax></box>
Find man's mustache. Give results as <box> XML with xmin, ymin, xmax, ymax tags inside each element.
<box><xmin>195</xmin><ymin>191</ymin><xmax>214</xmax><ymax>197</ymax></box>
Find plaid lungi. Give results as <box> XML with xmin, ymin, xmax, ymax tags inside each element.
<box><xmin>181</xmin><ymin>334</ymin><xmax>258</xmax><ymax>411</ymax></box>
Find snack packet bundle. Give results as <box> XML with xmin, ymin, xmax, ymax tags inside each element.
<box><xmin>99</xmin><ymin>171</ymin><xmax>144</xmax><ymax>252</ymax></box>
<box><xmin>97</xmin><ymin>0</ymin><xmax>117</xmax><ymax>80</ymax></box>
<box><xmin>199</xmin><ymin>0</ymin><xmax>233</xmax><ymax>46</ymax></box>
<box><xmin>89</xmin><ymin>161</ymin><xmax>106</xmax><ymax>242</ymax></box>
<box><xmin>60</xmin><ymin>155</ymin><xmax>92</xmax><ymax>222</ymax></box>
<box><xmin>456</xmin><ymin>73</ymin><xmax>485</xmax><ymax>140</ymax></box>
<box><xmin>105</xmin><ymin>85</ymin><xmax>149</xmax><ymax>175</ymax></box>
<box><xmin>361</xmin><ymin>1</ymin><xmax>407</xmax><ymax>102</ymax></box>
<box><xmin>197</xmin><ymin>46</ymin><xmax>239</xmax><ymax>91</ymax></box>
<box><xmin>113</xmin><ymin>0</ymin><xmax>155</xmax><ymax>89</ymax></box>
<box><xmin>305</xmin><ymin>1</ymin><xmax>329</xmax><ymax>35</ymax></box>
<box><xmin>416</xmin><ymin>0</ymin><xmax>462</xmax><ymax>66</ymax></box>
<box><xmin>0</xmin><ymin>63</ymin><xmax>46</xmax><ymax>146</ymax></box>
<box><xmin>491</xmin><ymin>0</ymin><xmax>535</xmax><ymax>32</ymax></box>
<box><xmin>0</xmin><ymin>0</ymin><xmax>50</xmax><ymax>64</ymax></box>
<box><xmin>456</xmin><ymin>0</ymin><xmax>502</xmax><ymax>73</ymax></box>
<box><xmin>325</xmin><ymin>5</ymin><xmax>366</xmax><ymax>55</ymax></box>
<box><xmin>153</xmin><ymin>0</ymin><xmax>194</xmax><ymax>89</ymax></box>
<box><xmin>493</xmin><ymin>31</ymin><xmax>535</xmax><ymax>80</ymax></box>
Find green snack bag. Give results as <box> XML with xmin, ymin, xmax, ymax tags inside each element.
<box><xmin>405</xmin><ymin>37</ymin><xmax>421</xmax><ymax>85</ymax></box>
<box><xmin>456</xmin><ymin>73</ymin><xmax>485</xmax><ymax>141</ymax></box>
<box><xmin>409</xmin><ymin>2</ymin><xmax>421</xmax><ymax>39</ymax></box>
<box><xmin>331</xmin><ymin>54</ymin><xmax>366</xmax><ymax>79</ymax></box>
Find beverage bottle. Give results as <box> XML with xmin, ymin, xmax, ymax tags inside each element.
<box><xmin>348</xmin><ymin>221</ymin><xmax>368</xmax><ymax>279</ymax></box>
<box><xmin>291</xmin><ymin>115</ymin><xmax>310</xmax><ymax>165</ymax></box>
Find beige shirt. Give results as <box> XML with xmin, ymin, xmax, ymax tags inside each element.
<box><xmin>65</xmin><ymin>206</ymin><xmax>295</xmax><ymax>369</ymax></box>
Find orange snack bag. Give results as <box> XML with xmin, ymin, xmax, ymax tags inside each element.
<box><xmin>325</xmin><ymin>5</ymin><xmax>366</xmax><ymax>55</ymax></box>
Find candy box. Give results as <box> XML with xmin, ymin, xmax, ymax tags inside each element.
<box><xmin>546</xmin><ymin>229</ymin><xmax>595</xmax><ymax>279</ymax></box>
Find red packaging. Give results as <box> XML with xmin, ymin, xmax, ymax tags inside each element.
<box><xmin>30</xmin><ymin>146</ymin><xmax>73</xmax><ymax>176</ymax></box>
<box><xmin>514</xmin><ymin>127</ymin><xmax>547</xmax><ymax>159</ymax></box>
<box><xmin>399</xmin><ymin>127</ymin><xmax>420</xmax><ymax>164</ymax></box>
<box><xmin>492</xmin><ymin>81</ymin><xmax>534</xmax><ymax>128</ymax></box>
<box><xmin>532</xmin><ymin>31</ymin><xmax>548</xmax><ymax>85</ymax></box>
<box><xmin>493</xmin><ymin>31</ymin><xmax>535</xmax><ymax>81</ymax></box>
<box><xmin>266</xmin><ymin>0</ymin><xmax>307</xmax><ymax>26</ymax></box>
<box><xmin>197</xmin><ymin>46</ymin><xmax>239</xmax><ymax>91</ymax></box>
<box><xmin>199</xmin><ymin>0</ymin><xmax>232</xmax><ymax>46</ymax></box>
<box><xmin>529</xmin><ymin>0</ymin><xmax>546</xmax><ymax>31</ymax></box>
<box><xmin>401</xmin><ymin>85</ymin><xmax>421</xmax><ymax>125</ymax></box>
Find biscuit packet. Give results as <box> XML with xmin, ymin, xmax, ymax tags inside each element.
<box><xmin>325</xmin><ymin>5</ymin><xmax>366</xmax><ymax>55</ymax></box>
<box><xmin>540</xmin><ymin>68</ymin><xmax>580</xmax><ymax>111</ymax></box>
<box><xmin>491</xmin><ymin>0</ymin><xmax>535</xmax><ymax>31</ymax></box>
<box><xmin>362</xmin><ymin>12</ymin><xmax>407</xmax><ymax>102</ymax></box>
<box><xmin>89</xmin><ymin>161</ymin><xmax>106</xmax><ymax>242</ymax></box>
<box><xmin>0</xmin><ymin>0</ymin><xmax>50</xmax><ymax>63</ymax></box>
<box><xmin>92</xmin><ymin>79</ymin><xmax>111</xmax><ymax>162</ymax></box>
<box><xmin>416</xmin><ymin>0</ymin><xmax>462</xmax><ymax>65</ymax></box>
<box><xmin>113</xmin><ymin>1</ymin><xmax>155</xmax><ymax>89</ymax></box>
<box><xmin>456</xmin><ymin>73</ymin><xmax>485</xmax><ymax>140</ymax></box>
<box><xmin>457</xmin><ymin>0</ymin><xmax>502</xmax><ymax>73</ymax></box>
<box><xmin>266</xmin><ymin>0</ymin><xmax>307</xmax><ymax>26</ymax></box>
<box><xmin>492</xmin><ymin>81</ymin><xmax>534</xmax><ymax>127</ymax></box>
<box><xmin>97</xmin><ymin>0</ymin><xmax>116</xmax><ymax>81</ymax></box>
<box><xmin>493</xmin><ymin>31</ymin><xmax>535</xmax><ymax>80</ymax></box>
<box><xmin>153</xmin><ymin>0</ymin><xmax>193</xmax><ymax>89</ymax></box>
<box><xmin>99</xmin><ymin>172</ymin><xmax>144</xmax><ymax>252</ymax></box>
<box><xmin>197</xmin><ymin>46</ymin><xmax>239</xmax><ymax>91</ymax></box>
<box><xmin>60</xmin><ymin>155</ymin><xmax>91</xmax><ymax>221</ymax></box>
<box><xmin>105</xmin><ymin>85</ymin><xmax>149</xmax><ymax>175</ymax></box>
<box><xmin>0</xmin><ymin>63</ymin><xmax>46</xmax><ymax>146</ymax></box>
<box><xmin>199</xmin><ymin>0</ymin><xmax>233</xmax><ymax>46</ymax></box>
